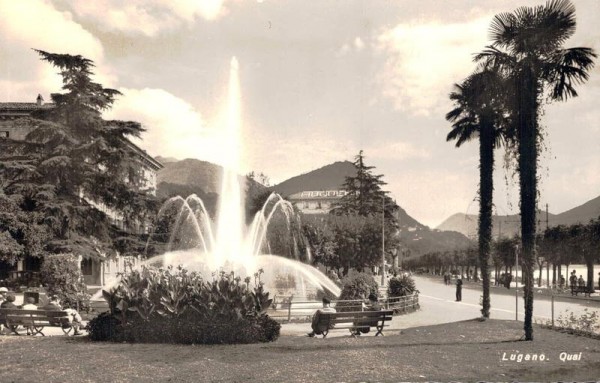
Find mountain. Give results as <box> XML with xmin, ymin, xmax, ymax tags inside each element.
<box><xmin>270</xmin><ymin>161</ymin><xmax>355</xmax><ymax>197</ymax></box>
<box><xmin>554</xmin><ymin>195</ymin><xmax>600</xmax><ymax>226</ymax></box>
<box><xmin>437</xmin><ymin>195</ymin><xmax>600</xmax><ymax>238</ymax></box>
<box><xmin>156</xmin><ymin>158</ymin><xmax>267</xmax><ymax>216</ymax></box>
<box><xmin>155</xmin><ymin>155</ymin><xmax>178</xmax><ymax>164</ymax></box>
<box><xmin>271</xmin><ymin>160</ymin><xmax>473</xmax><ymax>255</ymax></box>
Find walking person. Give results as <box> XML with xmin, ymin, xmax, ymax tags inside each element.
<box><xmin>569</xmin><ymin>270</ymin><xmax>577</xmax><ymax>294</ymax></box>
<box><xmin>455</xmin><ymin>277</ymin><xmax>463</xmax><ymax>302</ymax></box>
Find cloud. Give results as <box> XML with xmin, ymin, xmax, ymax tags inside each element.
<box><xmin>63</xmin><ymin>0</ymin><xmax>228</xmax><ymax>36</ymax></box>
<box><xmin>376</xmin><ymin>17</ymin><xmax>490</xmax><ymax>117</ymax></box>
<box><xmin>0</xmin><ymin>0</ymin><xmax>112</xmax><ymax>100</ymax></box>
<box><xmin>104</xmin><ymin>88</ymin><xmax>234</xmax><ymax>165</ymax></box>
<box><xmin>385</xmin><ymin>169</ymin><xmax>477</xmax><ymax>227</ymax></box>
<box><xmin>337</xmin><ymin>36</ymin><xmax>368</xmax><ymax>56</ymax></box>
<box><xmin>367</xmin><ymin>141</ymin><xmax>431</xmax><ymax>161</ymax></box>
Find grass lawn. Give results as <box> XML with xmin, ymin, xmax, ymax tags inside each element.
<box><xmin>1</xmin><ymin>319</ymin><xmax>599</xmax><ymax>382</ymax></box>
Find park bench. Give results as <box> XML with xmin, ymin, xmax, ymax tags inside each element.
<box><xmin>315</xmin><ymin>310</ymin><xmax>394</xmax><ymax>338</ymax></box>
<box><xmin>0</xmin><ymin>308</ymin><xmax>75</xmax><ymax>336</ymax></box>
<box><xmin>571</xmin><ymin>286</ymin><xmax>596</xmax><ymax>297</ymax></box>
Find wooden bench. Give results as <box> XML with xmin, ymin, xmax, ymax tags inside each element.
<box><xmin>0</xmin><ymin>309</ymin><xmax>74</xmax><ymax>336</ymax></box>
<box><xmin>571</xmin><ymin>286</ymin><xmax>595</xmax><ymax>297</ymax></box>
<box><xmin>315</xmin><ymin>310</ymin><xmax>394</xmax><ymax>338</ymax></box>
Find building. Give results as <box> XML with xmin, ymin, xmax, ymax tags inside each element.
<box><xmin>0</xmin><ymin>95</ymin><xmax>163</xmax><ymax>287</ymax></box>
<box><xmin>287</xmin><ymin>190</ymin><xmax>348</xmax><ymax>214</ymax></box>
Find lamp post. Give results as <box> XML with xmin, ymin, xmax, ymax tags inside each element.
<box><xmin>515</xmin><ymin>244</ymin><xmax>519</xmax><ymax>321</ymax></box>
<box><xmin>381</xmin><ymin>196</ymin><xmax>385</xmax><ymax>285</ymax></box>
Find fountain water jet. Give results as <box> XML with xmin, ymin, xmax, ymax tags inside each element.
<box><xmin>95</xmin><ymin>57</ymin><xmax>340</xmax><ymax>299</ymax></box>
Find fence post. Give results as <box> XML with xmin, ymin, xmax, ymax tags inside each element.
<box><xmin>288</xmin><ymin>300</ymin><xmax>292</xmax><ymax>322</ymax></box>
<box><xmin>551</xmin><ymin>295</ymin><xmax>554</xmax><ymax>329</ymax></box>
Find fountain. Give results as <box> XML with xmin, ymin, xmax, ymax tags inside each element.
<box><xmin>96</xmin><ymin>57</ymin><xmax>340</xmax><ymax>299</ymax></box>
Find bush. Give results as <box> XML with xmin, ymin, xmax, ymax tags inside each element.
<box><xmin>387</xmin><ymin>274</ymin><xmax>418</xmax><ymax>297</ymax></box>
<box><xmin>92</xmin><ymin>265</ymin><xmax>280</xmax><ymax>344</ymax></box>
<box><xmin>336</xmin><ymin>272</ymin><xmax>378</xmax><ymax>311</ymax></box>
<box><xmin>554</xmin><ymin>309</ymin><xmax>600</xmax><ymax>335</ymax></box>
<box><xmin>40</xmin><ymin>253</ymin><xmax>90</xmax><ymax>310</ymax></box>
<box><xmin>87</xmin><ymin>312</ymin><xmax>123</xmax><ymax>341</ymax></box>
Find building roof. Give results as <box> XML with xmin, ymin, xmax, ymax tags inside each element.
<box><xmin>288</xmin><ymin>190</ymin><xmax>348</xmax><ymax>201</ymax></box>
<box><xmin>0</xmin><ymin>96</ymin><xmax>163</xmax><ymax>170</ymax></box>
<box><xmin>0</xmin><ymin>102</ymin><xmax>55</xmax><ymax>111</ymax></box>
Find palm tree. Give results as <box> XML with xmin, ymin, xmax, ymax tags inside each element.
<box><xmin>446</xmin><ymin>69</ymin><xmax>509</xmax><ymax>319</ymax></box>
<box><xmin>476</xmin><ymin>0</ymin><xmax>596</xmax><ymax>340</ymax></box>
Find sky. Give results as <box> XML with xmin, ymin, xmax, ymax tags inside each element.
<box><xmin>0</xmin><ymin>0</ymin><xmax>599</xmax><ymax>228</ymax></box>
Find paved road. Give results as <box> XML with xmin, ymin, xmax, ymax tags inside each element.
<box><xmin>417</xmin><ymin>275</ymin><xmax>600</xmax><ymax>323</ymax></box>
<box><xmin>281</xmin><ymin>275</ymin><xmax>600</xmax><ymax>337</ymax></box>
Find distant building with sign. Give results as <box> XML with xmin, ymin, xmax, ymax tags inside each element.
<box><xmin>287</xmin><ymin>190</ymin><xmax>348</xmax><ymax>214</ymax></box>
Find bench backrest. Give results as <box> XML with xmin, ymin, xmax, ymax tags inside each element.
<box><xmin>0</xmin><ymin>309</ymin><xmax>71</xmax><ymax>325</ymax></box>
<box><xmin>319</xmin><ymin>310</ymin><xmax>393</xmax><ymax>326</ymax></box>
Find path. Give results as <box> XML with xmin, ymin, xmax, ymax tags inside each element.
<box><xmin>281</xmin><ymin>275</ymin><xmax>600</xmax><ymax>337</ymax></box>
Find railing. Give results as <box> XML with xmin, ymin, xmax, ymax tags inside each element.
<box><xmin>268</xmin><ymin>293</ymin><xmax>420</xmax><ymax>322</ymax></box>
<box><xmin>7</xmin><ymin>271</ymin><xmax>41</xmax><ymax>287</ymax></box>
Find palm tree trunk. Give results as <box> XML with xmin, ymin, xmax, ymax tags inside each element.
<box><xmin>479</xmin><ymin>115</ymin><xmax>494</xmax><ymax>318</ymax></box>
<box><xmin>518</xmin><ymin>69</ymin><xmax>538</xmax><ymax>341</ymax></box>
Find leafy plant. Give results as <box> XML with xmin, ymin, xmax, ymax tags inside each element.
<box><xmin>40</xmin><ymin>253</ymin><xmax>90</xmax><ymax>310</ymax></box>
<box><xmin>336</xmin><ymin>272</ymin><xmax>378</xmax><ymax>312</ymax></box>
<box><xmin>554</xmin><ymin>309</ymin><xmax>600</xmax><ymax>335</ymax></box>
<box><xmin>94</xmin><ymin>265</ymin><xmax>280</xmax><ymax>344</ymax></box>
<box><xmin>387</xmin><ymin>274</ymin><xmax>418</xmax><ymax>297</ymax></box>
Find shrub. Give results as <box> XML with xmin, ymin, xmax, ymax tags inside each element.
<box><xmin>387</xmin><ymin>274</ymin><xmax>418</xmax><ymax>297</ymax></box>
<box><xmin>554</xmin><ymin>309</ymin><xmax>600</xmax><ymax>335</ymax></box>
<box><xmin>274</xmin><ymin>273</ymin><xmax>296</xmax><ymax>294</ymax></box>
<box><xmin>40</xmin><ymin>253</ymin><xmax>90</xmax><ymax>310</ymax></box>
<box><xmin>336</xmin><ymin>272</ymin><xmax>378</xmax><ymax>311</ymax></box>
<box><xmin>87</xmin><ymin>312</ymin><xmax>123</xmax><ymax>341</ymax></box>
<box><xmin>93</xmin><ymin>265</ymin><xmax>280</xmax><ymax>344</ymax></box>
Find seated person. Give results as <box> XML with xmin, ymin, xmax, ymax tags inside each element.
<box><xmin>21</xmin><ymin>297</ymin><xmax>38</xmax><ymax>310</ymax></box>
<box><xmin>43</xmin><ymin>295</ymin><xmax>83</xmax><ymax>335</ymax></box>
<box><xmin>0</xmin><ymin>294</ymin><xmax>17</xmax><ymax>334</ymax></box>
<box><xmin>41</xmin><ymin>295</ymin><xmax>63</xmax><ymax>311</ymax></box>
<box><xmin>20</xmin><ymin>297</ymin><xmax>38</xmax><ymax>335</ymax></box>
<box><xmin>0</xmin><ymin>294</ymin><xmax>17</xmax><ymax>309</ymax></box>
<box><xmin>0</xmin><ymin>287</ymin><xmax>8</xmax><ymax>304</ymax></box>
<box><xmin>354</xmin><ymin>293</ymin><xmax>382</xmax><ymax>335</ymax></box>
<box><xmin>307</xmin><ymin>297</ymin><xmax>336</xmax><ymax>337</ymax></box>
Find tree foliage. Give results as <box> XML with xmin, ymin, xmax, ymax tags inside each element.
<box><xmin>446</xmin><ymin>69</ymin><xmax>511</xmax><ymax>318</ymax></box>
<box><xmin>0</xmin><ymin>50</ymin><xmax>159</xmax><ymax>263</ymax></box>
<box><xmin>476</xmin><ymin>0</ymin><xmax>596</xmax><ymax>340</ymax></box>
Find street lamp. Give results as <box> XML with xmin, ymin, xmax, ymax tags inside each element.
<box><xmin>515</xmin><ymin>244</ymin><xmax>519</xmax><ymax>321</ymax></box>
<box><xmin>381</xmin><ymin>196</ymin><xmax>385</xmax><ymax>285</ymax></box>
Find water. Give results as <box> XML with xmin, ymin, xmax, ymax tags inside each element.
<box><xmin>94</xmin><ymin>57</ymin><xmax>340</xmax><ymax>300</ymax></box>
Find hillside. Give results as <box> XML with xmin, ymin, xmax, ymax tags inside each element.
<box><xmin>270</xmin><ymin>161</ymin><xmax>355</xmax><ymax>197</ymax></box>
<box><xmin>157</xmin><ymin>158</ymin><xmax>223</xmax><ymax>195</ymax></box>
<box><xmin>156</xmin><ymin>158</ymin><xmax>267</xmax><ymax>216</ymax></box>
<box><xmin>437</xmin><ymin>195</ymin><xmax>600</xmax><ymax>238</ymax></box>
<box><xmin>271</xmin><ymin>160</ymin><xmax>473</xmax><ymax>255</ymax></box>
<box><xmin>555</xmin><ymin>194</ymin><xmax>600</xmax><ymax>226</ymax></box>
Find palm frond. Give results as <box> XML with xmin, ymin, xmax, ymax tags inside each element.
<box><xmin>544</xmin><ymin>47</ymin><xmax>597</xmax><ymax>100</ymax></box>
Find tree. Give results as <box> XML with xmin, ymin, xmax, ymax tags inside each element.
<box><xmin>331</xmin><ymin>150</ymin><xmax>397</xmax><ymax>219</ymax></box>
<box><xmin>477</xmin><ymin>0</ymin><xmax>596</xmax><ymax>340</ymax></box>
<box><xmin>446</xmin><ymin>69</ymin><xmax>510</xmax><ymax>318</ymax></box>
<box><xmin>0</xmin><ymin>50</ymin><xmax>158</xmax><ymax>267</ymax></box>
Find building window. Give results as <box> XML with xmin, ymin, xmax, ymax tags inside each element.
<box><xmin>81</xmin><ymin>258</ymin><xmax>93</xmax><ymax>276</ymax></box>
<box><xmin>0</xmin><ymin>131</ymin><xmax>8</xmax><ymax>138</ymax></box>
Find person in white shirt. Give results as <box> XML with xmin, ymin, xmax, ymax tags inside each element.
<box><xmin>21</xmin><ymin>297</ymin><xmax>37</xmax><ymax>310</ymax></box>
